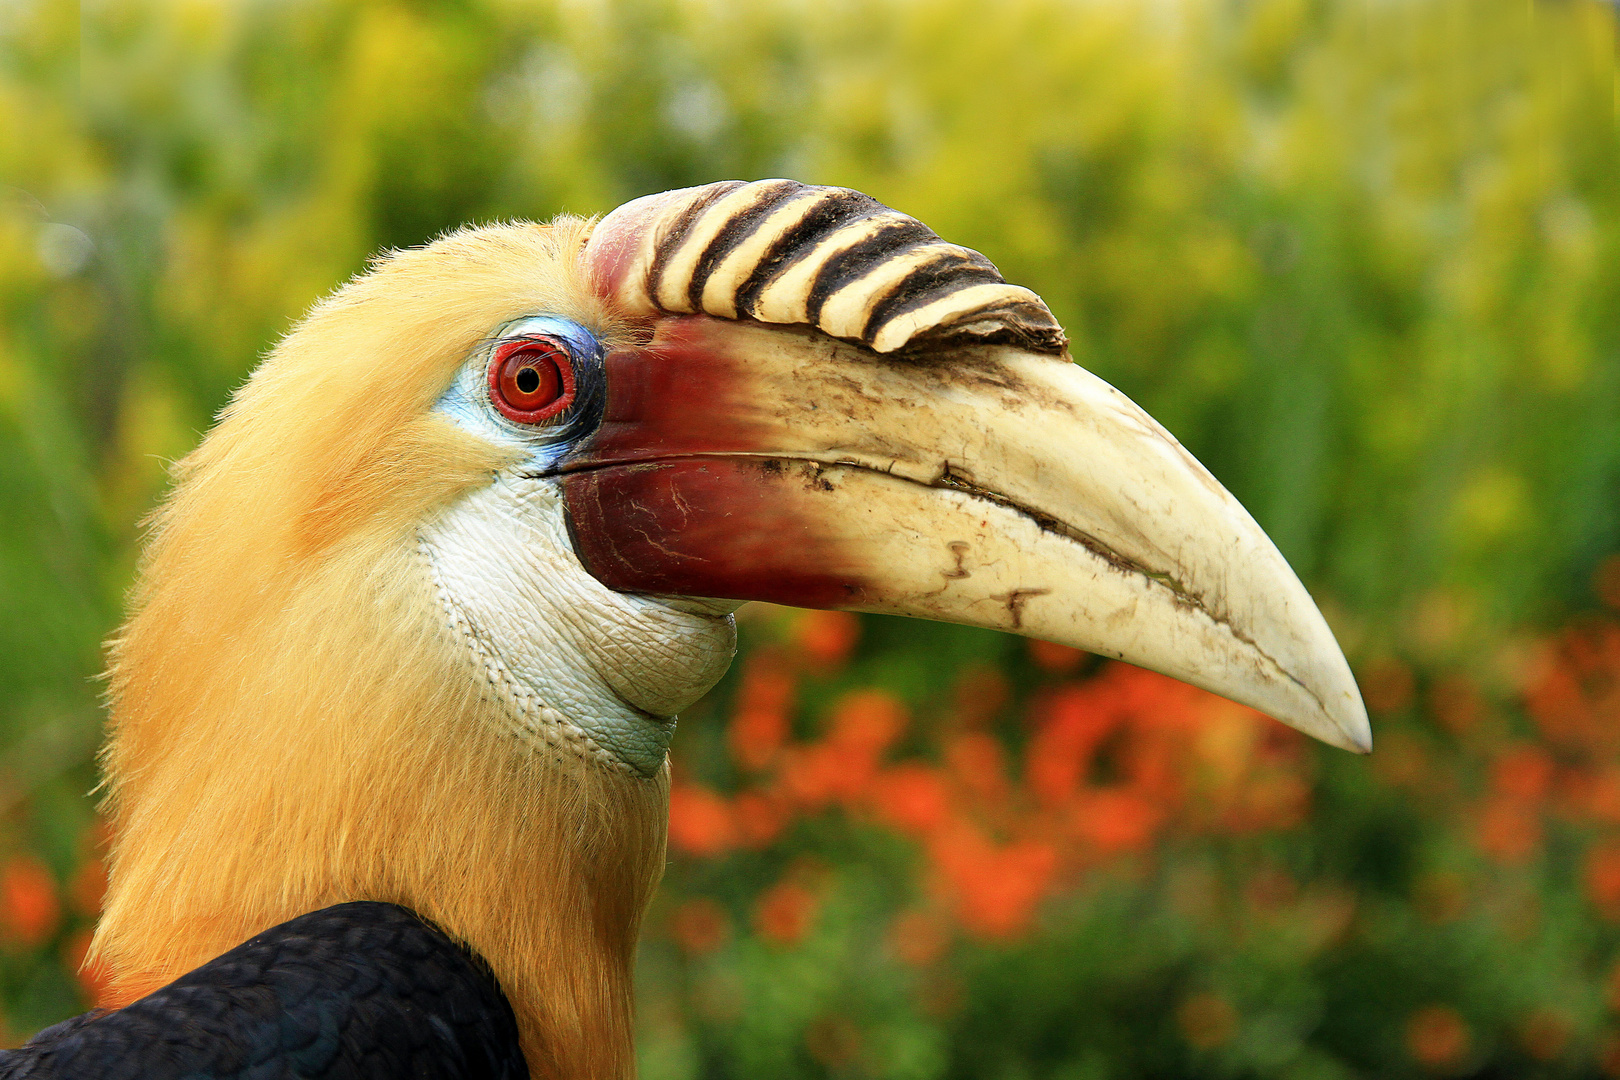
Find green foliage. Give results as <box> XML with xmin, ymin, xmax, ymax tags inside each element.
<box><xmin>1</xmin><ymin>0</ymin><xmax>1617</xmax><ymax>1073</ymax></box>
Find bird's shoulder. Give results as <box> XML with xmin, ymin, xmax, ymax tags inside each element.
<box><xmin>0</xmin><ymin>901</ymin><xmax>528</xmax><ymax>1080</ymax></box>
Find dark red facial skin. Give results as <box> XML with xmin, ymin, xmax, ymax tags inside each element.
<box><xmin>563</xmin><ymin>457</ymin><xmax>874</xmax><ymax>609</ymax></box>
<box><xmin>559</xmin><ymin>318</ymin><xmax>871</xmax><ymax>608</ymax></box>
<box><xmin>563</xmin><ymin>319</ymin><xmax>770</xmax><ymax>467</ymax></box>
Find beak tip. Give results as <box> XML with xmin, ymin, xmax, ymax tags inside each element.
<box><xmin>1348</xmin><ymin>718</ymin><xmax>1374</xmax><ymax>755</ymax></box>
<box><xmin>1343</xmin><ymin>724</ymin><xmax>1374</xmax><ymax>755</ymax></box>
<box><xmin>1320</xmin><ymin>693</ymin><xmax>1373</xmax><ymax>754</ymax></box>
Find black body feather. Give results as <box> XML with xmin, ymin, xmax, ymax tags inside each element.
<box><xmin>0</xmin><ymin>902</ymin><xmax>528</xmax><ymax>1079</ymax></box>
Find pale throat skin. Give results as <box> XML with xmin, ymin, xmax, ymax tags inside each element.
<box><xmin>421</xmin><ymin>314</ymin><xmax>739</xmax><ymax>777</ymax></box>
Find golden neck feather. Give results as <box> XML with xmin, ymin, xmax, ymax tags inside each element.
<box><xmin>95</xmin><ymin>219</ymin><xmax>657</xmax><ymax>1079</ymax></box>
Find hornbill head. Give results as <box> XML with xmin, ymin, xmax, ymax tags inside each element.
<box><xmin>95</xmin><ymin>180</ymin><xmax>1367</xmax><ymax>1079</ymax></box>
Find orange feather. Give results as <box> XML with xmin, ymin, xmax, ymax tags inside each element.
<box><xmin>96</xmin><ymin>218</ymin><xmax>653</xmax><ymax>1079</ymax></box>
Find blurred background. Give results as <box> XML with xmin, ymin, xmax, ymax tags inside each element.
<box><xmin>3</xmin><ymin>0</ymin><xmax>1619</xmax><ymax>1074</ymax></box>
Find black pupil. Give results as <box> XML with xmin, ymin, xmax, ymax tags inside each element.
<box><xmin>516</xmin><ymin>365</ymin><xmax>542</xmax><ymax>395</ymax></box>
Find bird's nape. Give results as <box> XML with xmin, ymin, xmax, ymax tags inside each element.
<box><xmin>39</xmin><ymin>180</ymin><xmax>1368</xmax><ymax>1080</ymax></box>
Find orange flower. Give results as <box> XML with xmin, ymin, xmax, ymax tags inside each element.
<box><xmin>1527</xmin><ymin>647</ymin><xmax>1586</xmax><ymax>744</ymax></box>
<box><xmin>1575</xmin><ymin>770</ymin><xmax>1620</xmax><ymax>823</ymax></box>
<box><xmin>1476</xmin><ymin>797</ymin><xmax>1541</xmax><ymax>864</ymax></box>
<box><xmin>1491</xmin><ymin>744</ymin><xmax>1555</xmax><ymax>803</ymax></box>
<box><xmin>870</xmin><ymin>764</ymin><xmax>951</xmax><ymax>837</ymax></box>
<box><xmin>929</xmin><ymin>824</ymin><xmax>1056</xmax><ymax>938</ymax></box>
<box><xmin>890</xmin><ymin>909</ymin><xmax>951</xmax><ymax>967</ymax></box>
<box><xmin>671</xmin><ymin>898</ymin><xmax>730</xmax><ymax>955</ymax></box>
<box><xmin>729</xmin><ymin>708</ymin><xmax>788</xmax><ymax>771</ymax></box>
<box><xmin>1026</xmin><ymin>684</ymin><xmax>1121</xmax><ymax>808</ymax></box>
<box><xmin>1587</xmin><ymin>773</ymin><xmax>1620</xmax><ymax>822</ymax></box>
<box><xmin>1073</xmin><ymin>789</ymin><xmax>1161</xmax><ymax>854</ymax></box>
<box><xmin>1177</xmin><ymin>993</ymin><xmax>1238</xmax><ymax>1050</ymax></box>
<box><xmin>755</xmin><ymin>881</ymin><xmax>818</xmax><ymax>946</ymax></box>
<box><xmin>779</xmin><ymin>743</ymin><xmax>855</xmax><ymax>808</ymax></box>
<box><xmin>1027</xmin><ymin>638</ymin><xmax>1084</xmax><ymax>674</ymax></box>
<box><xmin>794</xmin><ymin>610</ymin><xmax>861</xmax><ymax>666</ymax></box>
<box><xmin>946</xmin><ymin>733</ymin><xmax>1009</xmax><ymax>804</ymax></box>
<box><xmin>0</xmin><ymin>855</ymin><xmax>60</xmax><ymax>947</ymax></box>
<box><xmin>1588</xmin><ymin>843</ymin><xmax>1620</xmax><ymax>919</ymax></box>
<box><xmin>668</xmin><ymin>783</ymin><xmax>734</xmax><ymax>857</ymax></box>
<box><xmin>738</xmin><ymin>656</ymin><xmax>797</xmax><ymax>714</ymax></box>
<box><xmin>1407</xmin><ymin>1005</ymin><xmax>1470</xmax><ymax>1068</ymax></box>
<box><xmin>827</xmin><ymin>689</ymin><xmax>907</xmax><ymax>758</ymax></box>
<box><xmin>1525</xmin><ymin>622</ymin><xmax>1620</xmax><ymax>753</ymax></box>
<box><xmin>731</xmin><ymin>791</ymin><xmax>789</xmax><ymax>848</ymax></box>
<box><xmin>775</xmin><ymin>690</ymin><xmax>907</xmax><ymax>808</ymax></box>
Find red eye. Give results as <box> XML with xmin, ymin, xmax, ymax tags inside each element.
<box><xmin>489</xmin><ymin>337</ymin><xmax>575</xmax><ymax>423</ymax></box>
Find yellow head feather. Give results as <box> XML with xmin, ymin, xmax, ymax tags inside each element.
<box><xmin>97</xmin><ymin>218</ymin><xmax>655</xmax><ymax>1079</ymax></box>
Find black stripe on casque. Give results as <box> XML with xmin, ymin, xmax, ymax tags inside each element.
<box><xmin>858</xmin><ymin>249</ymin><xmax>1006</xmax><ymax>346</ymax></box>
<box><xmin>801</xmin><ymin>220</ymin><xmax>941</xmax><ymax>326</ymax></box>
<box><xmin>732</xmin><ymin>189</ymin><xmax>887</xmax><ymax>320</ymax></box>
<box><xmin>683</xmin><ymin>179</ymin><xmax>805</xmax><ymax>311</ymax></box>
<box><xmin>645</xmin><ymin>180</ymin><xmax>746</xmax><ymax>304</ymax></box>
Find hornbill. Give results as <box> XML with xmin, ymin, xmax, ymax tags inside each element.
<box><xmin>2</xmin><ymin>180</ymin><xmax>1368</xmax><ymax>1078</ymax></box>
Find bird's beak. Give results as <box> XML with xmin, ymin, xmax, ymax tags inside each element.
<box><xmin>563</xmin><ymin>181</ymin><xmax>1370</xmax><ymax>753</ymax></box>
